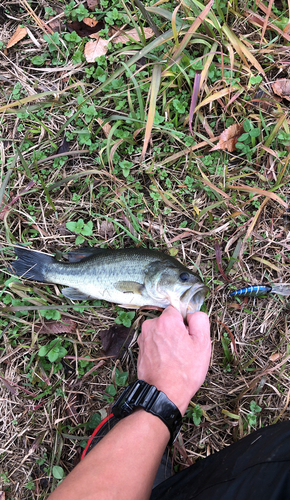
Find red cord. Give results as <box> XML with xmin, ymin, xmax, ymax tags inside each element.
<box><xmin>81</xmin><ymin>413</ymin><xmax>114</xmax><ymax>460</ymax></box>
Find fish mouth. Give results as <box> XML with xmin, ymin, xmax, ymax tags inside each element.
<box><xmin>179</xmin><ymin>283</ymin><xmax>209</xmax><ymax>317</ymax></box>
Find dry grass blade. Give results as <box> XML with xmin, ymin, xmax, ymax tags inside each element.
<box><xmin>238</xmin><ymin>197</ymin><xmax>269</xmax><ymax>260</ymax></box>
<box><xmin>246</xmin><ymin>10</ymin><xmax>290</xmax><ymax>43</ymax></box>
<box><xmin>200</xmin><ymin>42</ymin><xmax>218</xmax><ymax>89</ymax></box>
<box><xmin>172</xmin><ymin>3</ymin><xmax>182</xmax><ymax>46</ymax></box>
<box><xmin>189</xmin><ymin>72</ymin><xmax>201</xmax><ymax>135</ymax></box>
<box><xmin>0</xmin><ymin>375</ymin><xmax>17</xmax><ymax>395</ymax></box>
<box><xmin>194</xmin><ymin>85</ymin><xmax>241</xmax><ymax>113</ymax></box>
<box><xmin>19</xmin><ymin>0</ymin><xmax>52</xmax><ymax>34</ymax></box>
<box><xmin>251</xmin><ymin>255</ymin><xmax>282</xmax><ymax>273</ymax></box>
<box><xmin>244</xmin><ymin>197</ymin><xmax>269</xmax><ymax>242</ymax></box>
<box><xmin>214</xmin><ymin>241</ymin><xmax>230</xmax><ymax>282</ymax></box>
<box><xmin>0</xmin><ymin>91</ymin><xmax>57</xmax><ymax>112</ymax></box>
<box><xmin>197</xmin><ymin>164</ymin><xmax>230</xmax><ymax>199</ymax></box>
<box><xmin>141</xmin><ymin>64</ymin><xmax>162</xmax><ymax>161</ymax></box>
<box><xmin>260</xmin><ymin>0</ymin><xmax>275</xmax><ymax>45</ymax></box>
<box><xmin>171</xmin><ymin>0</ymin><xmax>214</xmax><ymax>62</ymax></box>
<box><xmin>222</xmin><ymin>24</ymin><xmax>266</xmax><ymax>76</ymax></box>
<box><xmin>228</xmin><ymin>185</ymin><xmax>288</xmax><ymax>208</ymax></box>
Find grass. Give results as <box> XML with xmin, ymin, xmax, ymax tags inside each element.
<box><xmin>1</xmin><ymin>0</ymin><xmax>290</xmax><ymax>497</ymax></box>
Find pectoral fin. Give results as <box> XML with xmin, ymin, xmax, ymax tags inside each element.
<box><xmin>114</xmin><ymin>281</ymin><xmax>144</xmax><ymax>295</ymax></box>
<box><xmin>62</xmin><ymin>287</ymin><xmax>92</xmax><ymax>301</ymax></box>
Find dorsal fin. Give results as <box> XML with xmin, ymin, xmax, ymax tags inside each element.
<box><xmin>66</xmin><ymin>247</ymin><xmax>108</xmax><ymax>263</ymax></box>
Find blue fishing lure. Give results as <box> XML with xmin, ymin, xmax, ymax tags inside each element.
<box><xmin>230</xmin><ymin>284</ymin><xmax>290</xmax><ymax>298</ymax></box>
<box><xmin>230</xmin><ymin>285</ymin><xmax>272</xmax><ymax>297</ymax></box>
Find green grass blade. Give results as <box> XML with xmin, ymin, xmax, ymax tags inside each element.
<box><xmin>90</xmin><ymin>30</ymin><xmax>174</xmax><ymax>101</ymax></box>
<box><xmin>171</xmin><ymin>0</ymin><xmax>215</xmax><ymax>62</ymax></box>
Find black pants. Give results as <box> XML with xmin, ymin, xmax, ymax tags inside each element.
<box><xmin>150</xmin><ymin>421</ymin><xmax>290</xmax><ymax>500</ymax></box>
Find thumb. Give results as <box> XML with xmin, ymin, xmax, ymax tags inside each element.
<box><xmin>187</xmin><ymin>311</ymin><xmax>211</xmax><ymax>345</ymax></box>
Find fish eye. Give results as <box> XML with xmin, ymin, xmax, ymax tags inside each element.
<box><xmin>179</xmin><ymin>272</ymin><xmax>190</xmax><ymax>282</ymax></box>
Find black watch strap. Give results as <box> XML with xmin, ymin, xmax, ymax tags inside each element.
<box><xmin>112</xmin><ymin>380</ymin><xmax>183</xmax><ymax>445</ymax></box>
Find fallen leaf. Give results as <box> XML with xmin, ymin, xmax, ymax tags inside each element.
<box><xmin>57</xmin><ymin>134</ymin><xmax>70</xmax><ymax>155</ymax></box>
<box><xmin>66</xmin><ymin>20</ymin><xmax>104</xmax><ymax>37</ymax></box>
<box><xmin>272</xmin><ymin>79</ymin><xmax>290</xmax><ymax>101</ymax></box>
<box><xmin>87</xmin><ymin>0</ymin><xmax>99</xmax><ymax>10</ymax></box>
<box><xmin>0</xmin><ymin>491</ymin><xmax>5</xmax><ymax>500</ymax></box>
<box><xmin>269</xmin><ymin>352</ymin><xmax>280</xmax><ymax>362</ymax></box>
<box><xmin>83</xmin><ymin>17</ymin><xmax>98</xmax><ymax>27</ymax></box>
<box><xmin>84</xmin><ymin>38</ymin><xmax>109</xmax><ymax>62</ymax></box>
<box><xmin>99</xmin><ymin>219</ymin><xmax>115</xmax><ymax>238</ymax></box>
<box><xmin>48</xmin><ymin>17</ymin><xmax>61</xmax><ymax>32</ymax></box>
<box><xmin>111</xmin><ymin>27</ymin><xmax>154</xmax><ymax>44</ymax></box>
<box><xmin>100</xmin><ymin>324</ymin><xmax>135</xmax><ymax>358</ymax></box>
<box><xmin>211</xmin><ymin>124</ymin><xmax>244</xmax><ymax>152</ymax></box>
<box><xmin>47</xmin><ymin>6</ymin><xmax>63</xmax><ymax>32</ymax></box>
<box><xmin>34</xmin><ymin>317</ymin><xmax>76</xmax><ymax>335</ymax></box>
<box><xmin>97</xmin><ymin>117</ymin><xmax>111</xmax><ymax>138</ymax></box>
<box><xmin>7</xmin><ymin>25</ymin><xmax>28</xmax><ymax>49</ymax></box>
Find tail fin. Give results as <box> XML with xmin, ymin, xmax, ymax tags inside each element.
<box><xmin>9</xmin><ymin>246</ymin><xmax>55</xmax><ymax>282</ymax></box>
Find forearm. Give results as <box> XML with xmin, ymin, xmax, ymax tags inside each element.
<box><xmin>47</xmin><ymin>409</ymin><xmax>170</xmax><ymax>500</ymax></box>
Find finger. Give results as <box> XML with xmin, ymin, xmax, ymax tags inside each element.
<box><xmin>187</xmin><ymin>311</ymin><xmax>210</xmax><ymax>343</ymax></box>
<box><xmin>159</xmin><ymin>305</ymin><xmax>184</xmax><ymax>326</ymax></box>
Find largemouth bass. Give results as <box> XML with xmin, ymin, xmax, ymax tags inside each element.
<box><xmin>9</xmin><ymin>246</ymin><xmax>208</xmax><ymax>318</ymax></box>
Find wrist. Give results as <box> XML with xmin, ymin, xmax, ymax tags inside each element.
<box><xmin>143</xmin><ymin>382</ymin><xmax>195</xmax><ymax>416</ymax></box>
<box><xmin>131</xmin><ymin>407</ymin><xmax>170</xmax><ymax>439</ymax></box>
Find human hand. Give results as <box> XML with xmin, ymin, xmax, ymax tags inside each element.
<box><xmin>137</xmin><ymin>306</ymin><xmax>211</xmax><ymax>415</ymax></box>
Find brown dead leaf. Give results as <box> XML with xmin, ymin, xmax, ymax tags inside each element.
<box><xmin>87</xmin><ymin>0</ymin><xmax>99</xmax><ymax>10</ymax></box>
<box><xmin>7</xmin><ymin>25</ymin><xmax>28</xmax><ymax>49</ymax></box>
<box><xmin>57</xmin><ymin>134</ymin><xmax>70</xmax><ymax>155</ymax></box>
<box><xmin>47</xmin><ymin>6</ymin><xmax>63</xmax><ymax>32</ymax></box>
<box><xmin>48</xmin><ymin>17</ymin><xmax>61</xmax><ymax>32</ymax></box>
<box><xmin>0</xmin><ymin>491</ymin><xmax>5</xmax><ymax>500</ymax></box>
<box><xmin>83</xmin><ymin>17</ymin><xmax>98</xmax><ymax>27</ymax></box>
<box><xmin>272</xmin><ymin>79</ymin><xmax>290</xmax><ymax>101</ymax></box>
<box><xmin>111</xmin><ymin>27</ymin><xmax>154</xmax><ymax>44</ymax></box>
<box><xmin>211</xmin><ymin>124</ymin><xmax>244</xmax><ymax>152</ymax></box>
<box><xmin>100</xmin><ymin>324</ymin><xmax>135</xmax><ymax>359</ymax></box>
<box><xmin>34</xmin><ymin>317</ymin><xmax>76</xmax><ymax>335</ymax></box>
<box><xmin>67</xmin><ymin>20</ymin><xmax>104</xmax><ymax>38</ymax></box>
<box><xmin>97</xmin><ymin>118</ymin><xmax>111</xmax><ymax>138</ymax></box>
<box><xmin>84</xmin><ymin>38</ymin><xmax>109</xmax><ymax>62</ymax></box>
<box><xmin>99</xmin><ymin>219</ymin><xmax>115</xmax><ymax>238</ymax></box>
<box><xmin>269</xmin><ymin>352</ymin><xmax>280</xmax><ymax>362</ymax></box>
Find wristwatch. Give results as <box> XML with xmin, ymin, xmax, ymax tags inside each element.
<box><xmin>112</xmin><ymin>379</ymin><xmax>183</xmax><ymax>445</ymax></box>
